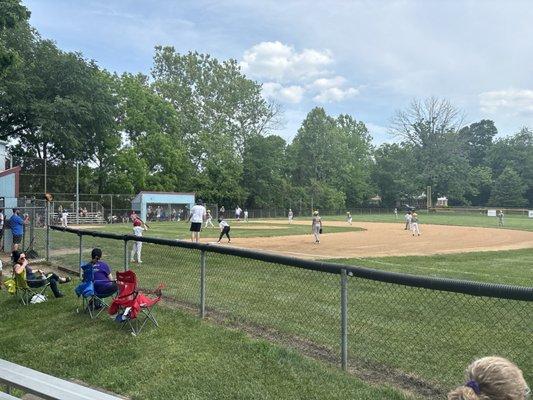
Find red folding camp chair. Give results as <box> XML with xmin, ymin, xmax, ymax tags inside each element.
<box><xmin>108</xmin><ymin>270</ymin><xmax>163</xmax><ymax>335</ymax></box>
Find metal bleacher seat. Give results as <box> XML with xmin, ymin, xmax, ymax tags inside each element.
<box><xmin>0</xmin><ymin>358</ymin><xmax>123</xmax><ymax>400</ymax></box>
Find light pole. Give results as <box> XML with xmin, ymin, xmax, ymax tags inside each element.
<box><xmin>76</xmin><ymin>162</ymin><xmax>79</xmax><ymax>224</ymax></box>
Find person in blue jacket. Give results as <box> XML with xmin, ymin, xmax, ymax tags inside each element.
<box><xmin>10</xmin><ymin>208</ymin><xmax>29</xmax><ymax>252</ymax></box>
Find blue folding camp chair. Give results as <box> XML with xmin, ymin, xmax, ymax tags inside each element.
<box><xmin>75</xmin><ymin>263</ymin><xmax>117</xmax><ymax>319</ymax></box>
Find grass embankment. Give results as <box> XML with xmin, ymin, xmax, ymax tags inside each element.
<box><xmin>0</xmin><ymin>293</ymin><xmax>408</xmax><ymax>400</ymax></box>
<box><xmin>45</xmin><ymin>228</ymin><xmax>533</xmax><ymax>393</ymax></box>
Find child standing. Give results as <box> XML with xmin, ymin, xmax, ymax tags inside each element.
<box><xmin>130</xmin><ymin>218</ymin><xmax>148</xmax><ymax>263</ymax></box>
<box><xmin>288</xmin><ymin>209</ymin><xmax>293</xmax><ymax>224</ymax></box>
<box><xmin>217</xmin><ymin>217</ymin><xmax>231</xmax><ymax>243</ymax></box>
<box><xmin>498</xmin><ymin>210</ymin><xmax>504</xmax><ymax>227</ymax></box>
<box><xmin>346</xmin><ymin>211</ymin><xmax>352</xmax><ymax>225</ymax></box>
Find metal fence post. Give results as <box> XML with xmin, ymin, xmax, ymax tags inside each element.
<box><xmin>124</xmin><ymin>239</ymin><xmax>128</xmax><ymax>271</ymax></box>
<box><xmin>340</xmin><ymin>268</ymin><xmax>348</xmax><ymax>371</ymax></box>
<box><xmin>78</xmin><ymin>234</ymin><xmax>82</xmax><ymax>276</ymax></box>
<box><xmin>45</xmin><ymin>205</ymin><xmax>50</xmax><ymax>262</ymax></box>
<box><xmin>200</xmin><ymin>250</ymin><xmax>206</xmax><ymax>318</ymax></box>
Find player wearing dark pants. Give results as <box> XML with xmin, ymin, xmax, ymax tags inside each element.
<box><xmin>217</xmin><ymin>218</ymin><xmax>231</xmax><ymax>243</ymax></box>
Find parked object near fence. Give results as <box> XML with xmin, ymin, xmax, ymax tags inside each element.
<box><xmin>48</xmin><ymin>226</ymin><xmax>533</xmax><ymax>395</ymax></box>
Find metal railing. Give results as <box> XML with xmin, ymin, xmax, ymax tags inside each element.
<box><xmin>48</xmin><ymin>226</ymin><xmax>533</xmax><ymax>396</ymax></box>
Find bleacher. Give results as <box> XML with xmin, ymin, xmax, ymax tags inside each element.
<box><xmin>53</xmin><ymin>212</ymin><xmax>106</xmax><ymax>225</ymax></box>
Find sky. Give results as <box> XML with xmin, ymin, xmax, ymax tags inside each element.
<box><xmin>23</xmin><ymin>0</ymin><xmax>533</xmax><ymax>144</ymax></box>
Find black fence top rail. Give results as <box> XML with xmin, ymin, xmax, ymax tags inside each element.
<box><xmin>51</xmin><ymin>226</ymin><xmax>533</xmax><ymax>301</ymax></box>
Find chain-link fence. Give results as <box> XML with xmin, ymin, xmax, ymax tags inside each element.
<box><xmin>48</xmin><ymin>226</ymin><xmax>532</xmax><ymax>397</ymax></box>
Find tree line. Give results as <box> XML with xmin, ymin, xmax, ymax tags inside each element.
<box><xmin>1</xmin><ymin>0</ymin><xmax>531</xmax><ymax>210</ymax></box>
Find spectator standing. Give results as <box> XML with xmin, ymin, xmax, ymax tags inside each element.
<box><xmin>235</xmin><ymin>206</ymin><xmax>242</xmax><ymax>221</ymax></box>
<box><xmin>10</xmin><ymin>209</ymin><xmax>28</xmax><ymax>252</ymax></box>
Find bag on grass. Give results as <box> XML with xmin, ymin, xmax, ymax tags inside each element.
<box><xmin>30</xmin><ymin>294</ymin><xmax>47</xmax><ymax>304</ymax></box>
<box><xmin>4</xmin><ymin>278</ymin><xmax>16</xmax><ymax>295</ymax></box>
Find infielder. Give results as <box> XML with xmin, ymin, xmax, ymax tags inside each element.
<box><xmin>404</xmin><ymin>211</ymin><xmax>412</xmax><ymax>230</ymax></box>
<box><xmin>311</xmin><ymin>211</ymin><xmax>322</xmax><ymax>243</ymax></box>
<box><xmin>410</xmin><ymin>212</ymin><xmax>420</xmax><ymax>236</ymax></box>
<box><xmin>346</xmin><ymin>211</ymin><xmax>352</xmax><ymax>225</ymax></box>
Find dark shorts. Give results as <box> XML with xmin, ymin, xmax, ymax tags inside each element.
<box><xmin>12</xmin><ymin>235</ymin><xmax>22</xmax><ymax>244</ymax></box>
<box><xmin>190</xmin><ymin>222</ymin><xmax>202</xmax><ymax>232</ymax></box>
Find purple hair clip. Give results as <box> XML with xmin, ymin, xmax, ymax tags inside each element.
<box><xmin>465</xmin><ymin>380</ymin><xmax>481</xmax><ymax>395</ymax></box>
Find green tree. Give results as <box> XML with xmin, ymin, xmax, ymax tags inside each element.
<box><xmin>488</xmin><ymin>166</ymin><xmax>527</xmax><ymax>207</ymax></box>
<box><xmin>242</xmin><ymin>135</ymin><xmax>287</xmax><ymax>208</ymax></box>
<box><xmin>0</xmin><ymin>0</ymin><xmax>30</xmax><ymax>75</ymax></box>
<box><xmin>151</xmin><ymin>48</ymin><xmax>279</xmax><ymax>204</ymax></box>
<box><xmin>372</xmin><ymin>143</ymin><xmax>418</xmax><ymax>207</ymax></box>
<box><xmin>458</xmin><ymin>119</ymin><xmax>497</xmax><ymax>167</ymax></box>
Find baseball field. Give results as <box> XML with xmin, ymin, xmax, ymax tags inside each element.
<box><xmin>1</xmin><ymin>213</ymin><xmax>531</xmax><ymax>399</ymax></box>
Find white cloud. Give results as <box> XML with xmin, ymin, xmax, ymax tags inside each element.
<box><xmin>240</xmin><ymin>41</ymin><xmax>332</xmax><ymax>81</ymax></box>
<box><xmin>313</xmin><ymin>87</ymin><xmax>359</xmax><ymax>103</ymax></box>
<box><xmin>479</xmin><ymin>89</ymin><xmax>533</xmax><ymax>116</ymax></box>
<box><xmin>262</xmin><ymin>82</ymin><xmax>305</xmax><ymax>103</ymax></box>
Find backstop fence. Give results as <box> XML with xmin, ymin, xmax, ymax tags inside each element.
<box><xmin>48</xmin><ymin>226</ymin><xmax>532</xmax><ymax>397</ymax></box>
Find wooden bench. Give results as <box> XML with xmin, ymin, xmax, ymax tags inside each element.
<box><xmin>0</xmin><ymin>359</ymin><xmax>123</xmax><ymax>400</ymax></box>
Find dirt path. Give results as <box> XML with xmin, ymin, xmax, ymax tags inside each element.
<box><xmin>205</xmin><ymin>220</ymin><xmax>533</xmax><ymax>259</ymax></box>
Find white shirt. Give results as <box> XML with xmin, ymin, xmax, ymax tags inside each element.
<box><xmin>219</xmin><ymin>220</ymin><xmax>229</xmax><ymax>228</ymax></box>
<box><xmin>61</xmin><ymin>212</ymin><xmax>68</xmax><ymax>220</ymax></box>
<box><xmin>190</xmin><ymin>205</ymin><xmax>206</xmax><ymax>223</ymax></box>
<box><xmin>405</xmin><ymin>214</ymin><xmax>412</xmax><ymax>222</ymax></box>
<box><xmin>236</xmin><ymin>207</ymin><xmax>242</xmax><ymax>215</ymax></box>
<box><xmin>133</xmin><ymin>226</ymin><xmax>145</xmax><ymax>237</ymax></box>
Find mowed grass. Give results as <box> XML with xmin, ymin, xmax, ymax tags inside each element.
<box><xmin>333</xmin><ymin>249</ymin><xmax>533</xmax><ymax>286</ymax></box>
<box><xmin>324</xmin><ymin>212</ymin><xmax>533</xmax><ymax>232</ymax></box>
<box><xmin>91</xmin><ymin>220</ymin><xmax>363</xmax><ymax>239</ymax></box>
<box><xmin>0</xmin><ymin>294</ymin><xmax>408</xmax><ymax>400</ymax></box>
<box><xmin>45</xmin><ymin>228</ymin><xmax>533</xmax><ymax>392</ymax></box>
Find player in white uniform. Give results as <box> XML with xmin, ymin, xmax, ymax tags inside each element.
<box><xmin>288</xmin><ymin>209</ymin><xmax>293</xmax><ymax>224</ymax></box>
<box><xmin>243</xmin><ymin>209</ymin><xmax>249</xmax><ymax>222</ymax></box>
<box><xmin>130</xmin><ymin>218</ymin><xmax>148</xmax><ymax>263</ymax></box>
<box><xmin>404</xmin><ymin>211</ymin><xmax>412</xmax><ymax>230</ymax></box>
<box><xmin>204</xmin><ymin>210</ymin><xmax>215</xmax><ymax>228</ymax></box>
<box><xmin>346</xmin><ymin>211</ymin><xmax>352</xmax><ymax>225</ymax></box>
<box><xmin>61</xmin><ymin>210</ymin><xmax>69</xmax><ymax>227</ymax></box>
<box><xmin>410</xmin><ymin>212</ymin><xmax>420</xmax><ymax>236</ymax></box>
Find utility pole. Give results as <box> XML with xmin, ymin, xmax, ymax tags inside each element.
<box><xmin>76</xmin><ymin>162</ymin><xmax>79</xmax><ymax>224</ymax></box>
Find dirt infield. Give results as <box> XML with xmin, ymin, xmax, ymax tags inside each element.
<box><xmin>218</xmin><ymin>221</ymin><xmax>533</xmax><ymax>259</ymax></box>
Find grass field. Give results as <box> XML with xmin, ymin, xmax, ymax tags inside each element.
<box><xmin>0</xmin><ymin>294</ymin><xmax>408</xmax><ymax>400</ymax></box>
<box><xmin>325</xmin><ymin>212</ymin><xmax>533</xmax><ymax>232</ymax></box>
<box><xmin>2</xmin><ymin>218</ymin><xmax>532</xmax><ymax>399</ymax></box>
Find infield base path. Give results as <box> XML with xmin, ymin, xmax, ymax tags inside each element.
<box><xmin>208</xmin><ymin>221</ymin><xmax>533</xmax><ymax>259</ymax></box>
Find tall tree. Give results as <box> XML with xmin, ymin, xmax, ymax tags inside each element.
<box><xmin>488</xmin><ymin>166</ymin><xmax>527</xmax><ymax>207</ymax></box>
<box><xmin>458</xmin><ymin>119</ymin><xmax>497</xmax><ymax>167</ymax></box>
<box><xmin>242</xmin><ymin>134</ymin><xmax>287</xmax><ymax>208</ymax></box>
<box><xmin>0</xmin><ymin>0</ymin><xmax>30</xmax><ymax>75</ymax></box>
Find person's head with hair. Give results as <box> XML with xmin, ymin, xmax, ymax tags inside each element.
<box><xmin>448</xmin><ymin>356</ymin><xmax>530</xmax><ymax>400</ymax></box>
<box><xmin>313</xmin><ymin>210</ymin><xmax>319</xmax><ymax>216</ymax></box>
<box><xmin>91</xmin><ymin>248</ymin><xmax>102</xmax><ymax>262</ymax></box>
<box><xmin>196</xmin><ymin>198</ymin><xmax>203</xmax><ymax>205</ymax></box>
<box><xmin>12</xmin><ymin>250</ymin><xmax>22</xmax><ymax>263</ymax></box>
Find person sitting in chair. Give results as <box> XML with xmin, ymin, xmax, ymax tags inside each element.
<box><xmin>90</xmin><ymin>248</ymin><xmax>118</xmax><ymax>296</ymax></box>
<box><xmin>12</xmin><ymin>251</ymin><xmax>70</xmax><ymax>298</ymax></box>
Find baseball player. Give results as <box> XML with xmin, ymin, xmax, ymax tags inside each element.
<box><xmin>404</xmin><ymin>211</ymin><xmax>412</xmax><ymax>230</ymax></box>
<box><xmin>410</xmin><ymin>212</ymin><xmax>420</xmax><ymax>236</ymax></box>
<box><xmin>130</xmin><ymin>218</ymin><xmax>148</xmax><ymax>263</ymax></box>
<box><xmin>205</xmin><ymin>209</ymin><xmax>215</xmax><ymax>228</ymax></box>
<box><xmin>288</xmin><ymin>209</ymin><xmax>293</xmax><ymax>224</ymax></box>
<box><xmin>346</xmin><ymin>211</ymin><xmax>352</xmax><ymax>225</ymax></box>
